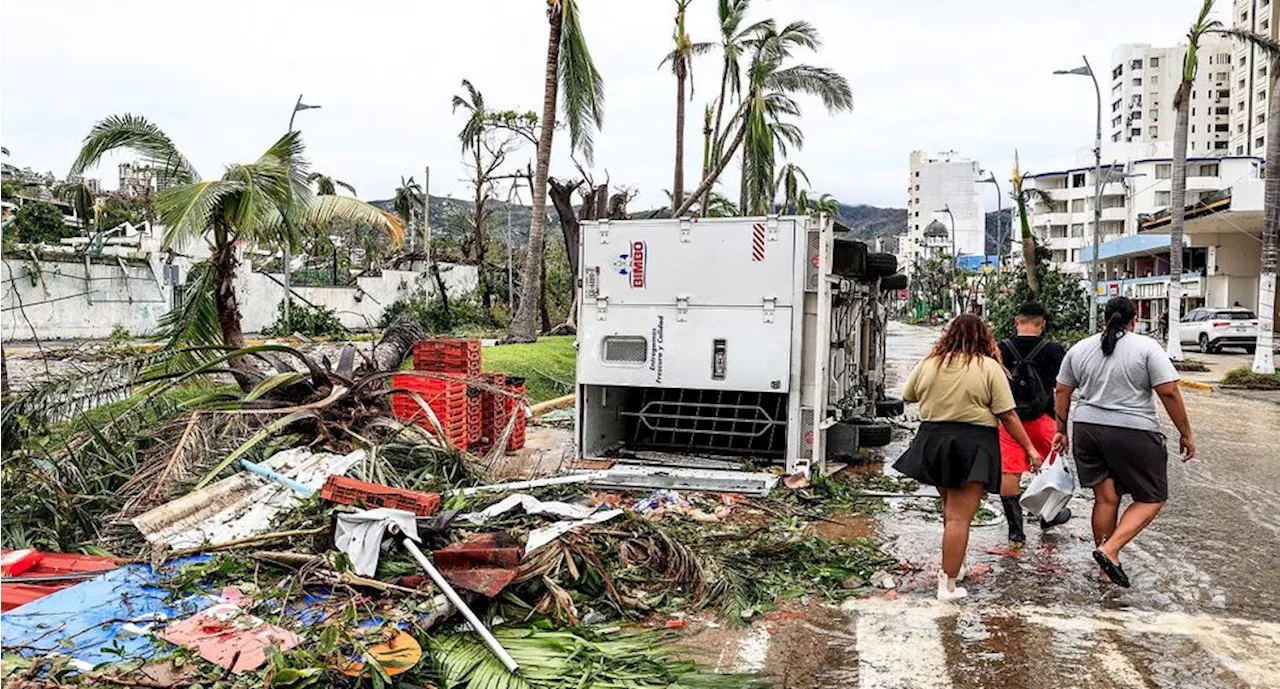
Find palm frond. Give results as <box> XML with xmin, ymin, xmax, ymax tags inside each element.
<box><xmin>1210</xmin><ymin>27</ymin><xmax>1280</xmax><ymax>61</ymax></box>
<box><xmin>558</xmin><ymin>0</ymin><xmax>606</xmax><ymax>162</ymax></box>
<box><xmin>153</xmin><ymin>179</ymin><xmax>246</xmax><ymax>247</ymax></box>
<box><xmin>765</xmin><ymin>64</ymin><xmax>853</xmax><ymax>112</ymax></box>
<box><xmin>70</xmin><ymin>114</ymin><xmax>197</xmax><ymax>186</ymax></box>
<box><xmin>298</xmin><ymin>195</ymin><xmax>405</xmax><ymax>247</ymax></box>
<box><xmin>154</xmin><ymin>261</ymin><xmax>221</xmax><ymax>352</ymax></box>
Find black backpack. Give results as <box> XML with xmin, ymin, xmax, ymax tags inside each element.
<box><xmin>1003</xmin><ymin>338</ymin><xmax>1052</xmax><ymax>421</ymax></box>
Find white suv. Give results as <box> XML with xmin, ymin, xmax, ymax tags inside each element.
<box><xmin>1178</xmin><ymin>307</ymin><xmax>1259</xmax><ymax>354</ymax></box>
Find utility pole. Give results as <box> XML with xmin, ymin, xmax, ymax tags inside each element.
<box><xmin>283</xmin><ymin>95</ymin><xmax>320</xmax><ymax>326</ymax></box>
<box><xmin>423</xmin><ymin>166</ymin><xmax>431</xmax><ymax>265</ymax></box>
<box><xmin>1055</xmin><ymin>57</ymin><xmax>1102</xmax><ymax>332</ymax></box>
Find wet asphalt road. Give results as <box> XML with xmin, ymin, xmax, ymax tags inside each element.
<box><xmin>864</xmin><ymin>322</ymin><xmax>1280</xmax><ymax>688</ymax></box>
<box><xmin>704</xmin><ymin>322</ymin><xmax>1280</xmax><ymax>688</ymax></box>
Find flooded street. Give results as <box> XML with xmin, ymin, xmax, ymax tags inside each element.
<box><xmin>695</xmin><ymin>321</ymin><xmax>1280</xmax><ymax>688</ymax></box>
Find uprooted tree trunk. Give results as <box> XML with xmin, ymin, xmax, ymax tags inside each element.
<box><xmin>372</xmin><ymin>315</ymin><xmax>427</xmax><ymax>372</ymax></box>
<box><xmin>549</xmin><ymin>177</ymin><xmax>584</xmax><ymax>313</ymax></box>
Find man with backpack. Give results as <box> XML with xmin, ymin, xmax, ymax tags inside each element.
<box><xmin>997</xmin><ymin>301</ymin><xmax>1070</xmax><ymax>544</ymax></box>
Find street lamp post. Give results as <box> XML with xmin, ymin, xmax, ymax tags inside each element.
<box><xmin>937</xmin><ymin>205</ymin><xmax>956</xmax><ymax>262</ymax></box>
<box><xmin>284</xmin><ymin>95</ymin><xmax>321</xmax><ymax>326</ymax></box>
<box><xmin>978</xmin><ymin>171</ymin><xmax>1003</xmax><ymax>276</ymax></box>
<box><xmin>1055</xmin><ymin>57</ymin><xmax>1103</xmax><ymax>332</ymax></box>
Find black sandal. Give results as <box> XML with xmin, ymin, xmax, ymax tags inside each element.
<box><xmin>1092</xmin><ymin>549</ymin><xmax>1131</xmax><ymax>588</ymax></box>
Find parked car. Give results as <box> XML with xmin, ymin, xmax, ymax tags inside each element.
<box><xmin>1178</xmin><ymin>307</ymin><xmax>1259</xmax><ymax>354</ymax></box>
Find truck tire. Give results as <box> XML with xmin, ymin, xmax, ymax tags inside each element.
<box><xmin>832</xmin><ymin>238</ymin><xmax>869</xmax><ymax>278</ymax></box>
<box><xmin>880</xmin><ymin>273</ymin><xmax>909</xmax><ymax>291</ymax></box>
<box><xmin>875</xmin><ymin>398</ymin><xmax>905</xmax><ymax>417</ymax></box>
<box><xmin>853</xmin><ymin>420</ymin><xmax>893</xmax><ymax>448</ymax></box>
<box><xmin>865</xmin><ymin>252</ymin><xmax>897</xmax><ymax>278</ymax></box>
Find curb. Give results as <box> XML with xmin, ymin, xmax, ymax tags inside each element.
<box><xmin>1178</xmin><ymin>379</ymin><xmax>1215</xmax><ymax>392</ymax></box>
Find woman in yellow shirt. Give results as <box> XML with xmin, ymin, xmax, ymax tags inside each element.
<box><xmin>893</xmin><ymin>314</ymin><xmax>1043</xmax><ymax>601</ymax></box>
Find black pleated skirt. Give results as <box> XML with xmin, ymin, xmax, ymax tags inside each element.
<box><xmin>892</xmin><ymin>421</ymin><xmax>1002</xmax><ymax>494</ymax></box>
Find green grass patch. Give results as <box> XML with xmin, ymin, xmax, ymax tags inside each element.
<box><xmin>482</xmin><ymin>336</ymin><xmax>576</xmax><ymax>404</ymax></box>
<box><xmin>1222</xmin><ymin>364</ymin><xmax>1280</xmax><ymax>390</ymax></box>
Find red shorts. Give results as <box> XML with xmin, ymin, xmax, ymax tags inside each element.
<box><xmin>998</xmin><ymin>414</ymin><xmax>1056</xmax><ymax>473</ymax></box>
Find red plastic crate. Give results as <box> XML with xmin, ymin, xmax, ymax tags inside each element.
<box><xmin>413</xmin><ymin>339</ymin><xmax>482</xmax><ymax>377</ymax></box>
<box><xmin>504</xmin><ymin>377</ymin><xmax>527</xmax><ymax>452</ymax></box>
<box><xmin>319</xmin><ymin>476</ymin><xmax>441</xmax><ymax>515</ymax></box>
<box><xmin>466</xmin><ymin>388</ymin><xmax>483</xmax><ymax>446</ymax></box>
<box><xmin>390</xmin><ymin>375</ymin><xmax>469</xmax><ymax>449</ymax></box>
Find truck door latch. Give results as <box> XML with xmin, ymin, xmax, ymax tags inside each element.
<box><xmin>676</xmin><ymin>295</ymin><xmax>689</xmax><ymax>322</ymax></box>
<box><xmin>679</xmin><ymin>217</ymin><xmax>693</xmax><ymax>243</ymax></box>
<box><xmin>762</xmin><ymin>297</ymin><xmax>777</xmax><ymax>323</ymax></box>
<box><xmin>596</xmin><ymin>296</ymin><xmax>608</xmax><ymax>320</ymax></box>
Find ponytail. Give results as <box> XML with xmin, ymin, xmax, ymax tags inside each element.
<box><xmin>1101</xmin><ymin>296</ymin><xmax>1136</xmax><ymax>356</ymax></box>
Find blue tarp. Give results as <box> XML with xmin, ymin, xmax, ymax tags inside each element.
<box><xmin>0</xmin><ymin>558</ymin><xmax>211</xmax><ymax>669</ymax></box>
<box><xmin>1078</xmin><ymin>233</ymin><xmax>1170</xmax><ymax>263</ymax></box>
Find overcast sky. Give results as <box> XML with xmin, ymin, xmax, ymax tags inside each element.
<box><xmin>1</xmin><ymin>0</ymin><xmax>1225</xmax><ymax>213</ymax></box>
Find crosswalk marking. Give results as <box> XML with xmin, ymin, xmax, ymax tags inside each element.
<box><xmin>849</xmin><ymin>599</ymin><xmax>954</xmax><ymax>688</ymax></box>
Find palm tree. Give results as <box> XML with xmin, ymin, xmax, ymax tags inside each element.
<box><xmin>702</xmin><ymin>0</ymin><xmax>771</xmax><ymax>214</ymax></box>
<box><xmin>677</xmin><ymin>21</ymin><xmax>850</xmax><ymax>217</ymax></box>
<box><xmin>509</xmin><ymin>0</ymin><xmax>605</xmax><ymax>343</ymax></box>
<box><xmin>1213</xmin><ymin>27</ymin><xmax>1280</xmax><ymax>373</ymax></box>
<box><xmin>307</xmin><ymin>172</ymin><xmax>356</xmax><ymax>196</ymax></box>
<box><xmin>394</xmin><ymin>176</ymin><xmax>423</xmax><ymax>246</ymax></box>
<box><xmin>70</xmin><ymin>114</ymin><xmax>402</xmax><ymax>350</ymax></box>
<box><xmin>1166</xmin><ymin>0</ymin><xmax>1221</xmax><ymax>360</ymax></box>
<box><xmin>662</xmin><ymin>0</ymin><xmax>714</xmax><ymax>213</ymax></box>
<box><xmin>453</xmin><ymin>78</ymin><xmax>499</xmax><ymax>310</ymax></box>
<box><xmin>55</xmin><ymin>181</ymin><xmax>95</xmax><ymax>233</ymax></box>
<box><xmin>1011</xmin><ymin>151</ymin><xmax>1042</xmax><ymax>296</ymax></box>
<box><xmin>812</xmin><ymin>192</ymin><xmax>838</xmax><ymax>216</ymax></box>
<box><xmin>773</xmin><ymin>162</ymin><xmax>808</xmax><ymax>212</ymax></box>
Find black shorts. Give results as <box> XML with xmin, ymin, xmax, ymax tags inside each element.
<box><xmin>1072</xmin><ymin>421</ymin><xmax>1169</xmax><ymax>503</ymax></box>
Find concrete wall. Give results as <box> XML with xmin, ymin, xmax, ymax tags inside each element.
<box><xmin>3</xmin><ymin>250</ymin><xmax>479</xmax><ymax>340</ymax></box>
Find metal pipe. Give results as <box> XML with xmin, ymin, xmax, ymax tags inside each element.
<box><xmin>394</xmin><ymin>528</ymin><xmax>520</xmax><ymax>675</ymax></box>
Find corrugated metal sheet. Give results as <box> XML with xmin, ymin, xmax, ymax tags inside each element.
<box><xmin>132</xmin><ymin>447</ymin><xmax>365</xmax><ymax>549</ymax></box>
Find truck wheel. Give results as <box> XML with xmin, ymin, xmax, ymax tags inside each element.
<box><xmin>865</xmin><ymin>252</ymin><xmax>897</xmax><ymax>278</ymax></box>
<box><xmin>1244</xmin><ymin>345</ymin><xmax>1257</xmax><ymax>355</ymax></box>
<box><xmin>880</xmin><ymin>273</ymin><xmax>909</xmax><ymax>291</ymax></box>
<box><xmin>853</xmin><ymin>420</ymin><xmax>893</xmax><ymax>448</ymax></box>
<box><xmin>875</xmin><ymin>398</ymin><xmax>905</xmax><ymax>417</ymax></box>
<box><xmin>832</xmin><ymin>238</ymin><xmax>869</xmax><ymax>278</ymax></box>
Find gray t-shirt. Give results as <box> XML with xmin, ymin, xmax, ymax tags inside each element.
<box><xmin>1056</xmin><ymin>331</ymin><xmax>1180</xmax><ymax>432</ymax></box>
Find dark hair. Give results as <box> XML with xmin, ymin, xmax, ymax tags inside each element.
<box><xmin>1101</xmin><ymin>296</ymin><xmax>1136</xmax><ymax>356</ymax></box>
<box><xmin>929</xmin><ymin>314</ymin><xmax>1000</xmax><ymax>367</ymax></box>
<box><xmin>1016</xmin><ymin>301</ymin><xmax>1046</xmax><ymax>321</ymax></box>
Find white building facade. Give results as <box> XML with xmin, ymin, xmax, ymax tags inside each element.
<box><xmin>901</xmin><ymin>150</ymin><xmax>985</xmax><ymax>273</ymax></box>
<box><xmin>1019</xmin><ymin>142</ymin><xmax>1262</xmax><ymax>275</ymax></box>
<box><xmin>1229</xmin><ymin>0</ymin><xmax>1279</xmax><ymax>156</ymax></box>
<box><xmin>1107</xmin><ymin>40</ymin><xmax>1233</xmax><ymax>153</ymax></box>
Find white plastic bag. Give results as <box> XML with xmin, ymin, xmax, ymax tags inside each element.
<box><xmin>1020</xmin><ymin>450</ymin><xmax>1075</xmax><ymax>522</ymax></box>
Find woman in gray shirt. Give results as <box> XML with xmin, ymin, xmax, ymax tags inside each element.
<box><xmin>1053</xmin><ymin>296</ymin><xmax>1195</xmax><ymax>588</ymax></box>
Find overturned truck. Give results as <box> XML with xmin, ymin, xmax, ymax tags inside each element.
<box><xmin>575</xmin><ymin>214</ymin><xmax>905</xmax><ymax>479</ymax></box>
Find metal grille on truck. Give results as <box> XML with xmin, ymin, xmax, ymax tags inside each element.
<box><xmin>601</xmin><ymin>336</ymin><xmax>648</xmax><ymax>364</ymax></box>
<box><xmin>621</xmin><ymin>388</ymin><xmax>788</xmax><ymax>458</ymax></box>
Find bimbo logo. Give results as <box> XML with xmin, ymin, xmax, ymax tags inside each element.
<box><xmin>629</xmin><ymin>241</ymin><xmax>646</xmax><ymax>289</ymax></box>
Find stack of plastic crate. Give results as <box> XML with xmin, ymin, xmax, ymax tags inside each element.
<box><xmin>390</xmin><ymin>374</ymin><xmax>468</xmax><ymax>449</ymax></box>
<box><xmin>465</xmin><ymin>387</ymin><xmax>483</xmax><ymax>447</ymax></box>
<box><xmin>478</xmin><ymin>373</ymin><xmax>507</xmax><ymax>449</ymax></box>
<box><xmin>319</xmin><ymin>476</ymin><xmax>441</xmax><ymax>515</ymax></box>
<box><xmin>504</xmin><ymin>376</ymin><xmax>527</xmax><ymax>452</ymax></box>
<box><xmin>412</xmin><ymin>339</ymin><xmax>482</xmax><ymax>377</ymax></box>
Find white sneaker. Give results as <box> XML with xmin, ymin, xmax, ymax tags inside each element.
<box><xmin>937</xmin><ymin>570</ymin><xmax>968</xmax><ymax>602</ymax></box>
<box><xmin>955</xmin><ymin>564</ymin><xmax>967</xmax><ymax>582</ymax></box>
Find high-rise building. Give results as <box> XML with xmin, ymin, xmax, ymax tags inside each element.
<box><xmin>1106</xmin><ymin>39</ymin><xmax>1233</xmax><ymax>153</ymax></box>
<box><xmin>1018</xmin><ymin>142</ymin><xmax>1261</xmax><ymax>275</ymax></box>
<box><xmin>901</xmin><ymin>151</ymin><xmax>985</xmax><ymax>273</ymax></box>
<box><xmin>1229</xmin><ymin>0</ymin><xmax>1279</xmax><ymax>156</ymax></box>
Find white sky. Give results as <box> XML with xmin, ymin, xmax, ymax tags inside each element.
<box><xmin>0</xmin><ymin>0</ymin><xmax>1227</xmax><ymax>213</ymax></box>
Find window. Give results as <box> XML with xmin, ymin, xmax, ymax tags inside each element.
<box><xmin>1070</xmin><ymin>223</ymin><xmax>1084</xmax><ymax>237</ymax></box>
<box><xmin>1070</xmin><ymin>199</ymin><xmax>1085</xmax><ymax>212</ymax></box>
<box><xmin>1215</xmin><ymin>123</ymin><xmax>1229</xmax><ymax>132</ymax></box>
<box><xmin>1052</xmin><ymin>250</ymin><xmax>1068</xmax><ymax>263</ymax></box>
<box><xmin>1132</xmin><ymin>77</ymin><xmax>1142</xmax><ymax>87</ymax></box>
<box><xmin>1149</xmin><ymin>109</ymin><xmax>1159</xmax><ymax>121</ymax></box>
<box><xmin>1131</xmin><ymin>59</ymin><xmax>1142</xmax><ymax>70</ymax></box>
<box><xmin>1218</xmin><ymin>89</ymin><xmax>1230</xmax><ymax>99</ymax></box>
<box><xmin>914</xmin><ymin>171</ymin><xmax>919</xmax><ymax>177</ymax></box>
<box><xmin>1198</xmin><ymin>162</ymin><xmax>1219</xmax><ymax>176</ymax></box>
<box><xmin>1216</xmin><ymin>310</ymin><xmax>1257</xmax><ymax>320</ymax></box>
<box><xmin>1131</xmin><ymin>128</ymin><xmax>1142</xmax><ymax>137</ymax></box>
<box><xmin>1112</xmin><ymin>115</ymin><xmax>1123</xmax><ymax>128</ymax></box>
<box><xmin>1214</xmin><ymin>140</ymin><xmax>1229</xmax><ymax>150</ymax></box>
<box><xmin>1112</xmin><ymin>99</ymin><xmax>1122</xmax><ymax>113</ymax></box>
<box><xmin>1260</xmin><ymin>89</ymin><xmax>1268</xmax><ymax>101</ymax></box>
<box><xmin>1192</xmin><ymin>108</ymin><xmax>1197</xmax><ymax>116</ymax></box>
<box><xmin>1113</xmin><ymin>132</ymin><xmax>1122</xmax><ymax>143</ymax></box>
<box><xmin>1132</xmin><ymin>111</ymin><xmax>1142</xmax><ymax>120</ymax></box>
<box><xmin>1262</xmin><ymin>64</ymin><xmax>1269</xmax><ymax>77</ymax></box>
<box><xmin>1242</xmin><ymin>10</ymin><xmax>1249</xmax><ymax>22</ymax></box>
<box><xmin>1259</xmin><ymin>112</ymin><xmax>1267</xmax><ymax>125</ymax></box>
<box><xmin>1192</xmin><ymin>124</ymin><xmax>1197</xmax><ymax>133</ymax></box>
<box><xmin>1150</xmin><ymin>125</ymin><xmax>1159</xmax><ymax>137</ymax></box>
<box><xmin>1240</xmin><ymin>122</ymin><xmax>1247</xmax><ymax>133</ymax></box>
<box><xmin>1150</xmin><ymin>75</ymin><xmax>1159</xmax><ymax>86</ymax></box>
<box><xmin>1258</xmin><ymin>136</ymin><xmax>1266</xmax><ymax>149</ymax></box>
<box><xmin>1216</xmin><ymin>106</ymin><xmax>1230</xmax><ymax>115</ymax></box>
<box><xmin>1150</xmin><ymin>56</ymin><xmax>1160</xmax><ymax>68</ymax></box>
<box><xmin>1238</xmin><ymin>145</ymin><xmax>1246</xmax><ymax>154</ymax></box>
<box><xmin>1262</xmin><ymin>18</ymin><xmax>1270</xmax><ymax>31</ymax></box>
<box><xmin>1155</xmin><ymin>190</ymin><xmax>1172</xmax><ymax>205</ymax></box>
<box><xmin>1112</xmin><ymin>64</ymin><xmax>1123</xmax><ymax>79</ymax></box>
<box><xmin>1072</xmin><ymin>249</ymin><xmax>1083</xmax><ymax>263</ymax></box>
<box><xmin>1072</xmin><ymin>172</ymin><xmax>1086</xmax><ymax>188</ymax></box>
<box><xmin>1217</xmin><ymin>71</ymin><xmax>1229</xmax><ymax>81</ymax></box>
<box><xmin>1240</xmin><ymin>78</ymin><xmax>1248</xmax><ymax>90</ymax></box>
<box><xmin>914</xmin><ymin>210</ymin><xmax>919</xmax><ymax>217</ymax></box>
<box><xmin>1239</xmin><ymin>100</ymin><xmax>1247</xmax><ymax>112</ymax></box>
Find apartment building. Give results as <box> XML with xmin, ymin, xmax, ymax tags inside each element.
<box><xmin>901</xmin><ymin>150</ymin><xmax>985</xmax><ymax>273</ymax></box>
<box><xmin>1108</xmin><ymin>40</ymin><xmax>1234</xmax><ymax>153</ymax></box>
<box><xmin>1229</xmin><ymin>0</ymin><xmax>1280</xmax><ymax>156</ymax></box>
<box><xmin>117</xmin><ymin>162</ymin><xmax>173</xmax><ymax>198</ymax></box>
<box><xmin>1018</xmin><ymin>142</ymin><xmax>1261</xmax><ymax>274</ymax></box>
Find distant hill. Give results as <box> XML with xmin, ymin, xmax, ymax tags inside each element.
<box><xmin>368</xmin><ymin>196</ymin><xmax>559</xmax><ymax>245</ymax></box>
<box><xmin>985</xmin><ymin>208</ymin><xmax>1013</xmax><ymax>256</ymax></box>
<box><xmin>832</xmin><ymin>203</ymin><xmax>906</xmax><ymax>241</ymax></box>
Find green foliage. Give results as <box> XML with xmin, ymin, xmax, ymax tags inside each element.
<box><xmin>10</xmin><ymin>201</ymin><xmax>76</xmax><ymax>244</ymax></box>
<box><xmin>1222</xmin><ymin>365</ymin><xmax>1280</xmax><ymax>389</ymax></box>
<box><xmin>984</xmin><ymin>248</ymin><xmax>1090</xmax><ymax>342</ymax></box>
<box><xmin>380</xmin><ymin>289</ymin><xmax>496</xmax><ymax>335</ymax></box>
<box><xmin>97</xmin><ymin>195</ymin><xmax>148</xmax><ymax>231</ymax></box>
<box><xmin>262</xmin><ymin>300</ymin><xmax>346</xmax><ymax>338</ymax></box>
<box><xmin>482</xmin><ymin>336</ymin><xmax>576</xmax><ymax>403</ymax></box>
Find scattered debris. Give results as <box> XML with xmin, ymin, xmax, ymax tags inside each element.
<box><xmin>333</xmin><ymin>507</ymin><xmax>419</xmax><ymax>576</ymax></box>
<box><xmin>434</xmin><ymin>533</ymin><xmax>523</xmax><ymax>597</ymax></box>
<box><xmin>159</xmin><ymin>595</ymin><xmax>302</xmax><ymax>673</ymax></box>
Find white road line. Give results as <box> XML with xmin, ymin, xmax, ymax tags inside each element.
<box><xmin>847</xmin><ymin>598</ymin><xmax>955</xmax><ymax>689</ymax></box>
